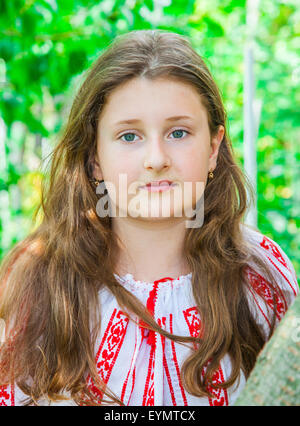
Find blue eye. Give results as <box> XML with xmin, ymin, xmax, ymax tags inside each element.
<box><xmin>120</xmin><ymin>133</ymin><xmax>137</xmax><ymax>143</ymax></box>
<box><xmin>119</xmin><ymin>129</ymin><xmax>189</xmax><ymax>143</ymax></box>
<box><xmin>170</xmin><ymin>129</ymin><xmax>188</xmax><ymax>139</ymax></box>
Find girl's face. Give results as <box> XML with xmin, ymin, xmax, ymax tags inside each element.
<box><xmin>94</xmin><ymin>76</ymin><xmax>224</xmax><ymax>222</ymax></box>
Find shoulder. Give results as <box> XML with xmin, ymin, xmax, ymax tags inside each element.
<box><xmin>240</xmin><ymin>223</ymin><xmax>298</xmax><ymax>296</ymax></box>
<box><xmin>240</xmin><ymin>223</ymin><xmax>299</xmax><ymax>334</ymax></box>
<box><xmin>241</xmin><ymin>224</ymin><xmax>299</xmax><ymax>295</ymax></box>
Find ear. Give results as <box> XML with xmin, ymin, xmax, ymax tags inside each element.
<box><xmin>208</xmin><ymin>125</ymin><xmax>225</xmax><ymax>172</ymax></box>
<box><xmin>92</xmin><ymin>155</ymin><xmax>103</xmax><ymax>180</ymax></box>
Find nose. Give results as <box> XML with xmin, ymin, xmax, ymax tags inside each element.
<box><xmin>143</xmin><ymin>137</ymin><xmax>171</xmax><ymax>171</ymax></box>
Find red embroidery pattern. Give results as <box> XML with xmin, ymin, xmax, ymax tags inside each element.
<box><xmin>183</xmin><ymin>306</ymin><xmax>202</xmax><ymax>349</ymax></box>
<box><xmin>169</xmin><ymin>313</ymin><xmax>188</xmax><ymax>406</ymax></box>
<box><xmin>153</xmin><ymin>314</ymin><xmax>188</xmax><ymax>406</ymax></box>
<box><xmin>247</xmin><ymin>267</ymin><xmax>287</xmax><ymax>320</ymax></box>
<box><xmin>121</xmin><ymin>354</ymin><xmax>134</xmax><ymax>404</ymax></box>
<box><xmin>184</xmin><ymin>308</ymin><xmax>228</xmax><ymax>406</ymax></box>
<box><xmin>203</xmin><ymin>364</ymin><xmax>229</xmax><ymax>406</ymax></box>
<box><xmin>128</xmin><ymin>366</ymin><xmax>136</xmax><ymax>405</ymax></box>
<box><xmin>141</xmin><ymin>277</ymin><xmax>174</xmax><ymax>406</ymax></box>
<box><xmin>158</xmin><ymin>317</ymin><xmax>177</xmax><ymax>405</ymax></box>
<box><xmin>267</xmin><ymin>255</ymin><xmax>298</xmax><ymax>297</ymax></box>
<box><xmin>248</xmin><ymin>286</ymin><xmax>272</xmax><ymax>329</ymax></box>
<box><xmin>260</xmin><ymin>236</ymin><xmax>288</xmax><ymax>269</ymax></box>
<box><xmin>142</xmin><ymin>344</ymin><xmax>155</xmax><ymax>406</ymax></box>
<box><xmin>259</xmin><ymin>235</ymin><xmax>298</xmax><ymax>296</ymax></box>
<box><xmin>140</xmin><ymin>277</ymin><xmax>174</xmax><ymax>346</ymax></box>
<box><xmin>85</xmin><ymin>308</ymin><xmax>129</xmax><ymax>403</ymax></box>
<box><xmin>0</xmin><ymin>384</ymin><xmax>14</xmax><ymax>406</ymax></box>
<box><xmin>121</xmin><ymin>327</ymin><xmax>141</xmax><ymax>405</ymax></box>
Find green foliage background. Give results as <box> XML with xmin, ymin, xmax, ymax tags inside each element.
<box><xmin>0</xmin><ymin>0</ymin><xmax>299</xmax><ymax>277</ymax></box>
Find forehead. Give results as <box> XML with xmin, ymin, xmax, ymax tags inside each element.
<box><xmin>99</xmin><ymin>76</ymin><xmax>207</xmax><ymax>124</ymax></box>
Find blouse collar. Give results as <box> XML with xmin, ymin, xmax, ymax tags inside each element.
<box><xmin>113</xmin><ymin>272</ymin><xmax>193</xmax><ymax>292</ymax></box>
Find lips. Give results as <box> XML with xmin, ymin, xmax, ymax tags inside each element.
<box><xmin>145</xmin><ymin>180</ymin><xmax>173</xmax><ymax>187</ymax></box>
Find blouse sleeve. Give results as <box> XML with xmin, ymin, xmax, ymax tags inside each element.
<box><xmin>242</xmin><ymin>224</ymin><xmax>299</xmax><ymax>339</ymax></box>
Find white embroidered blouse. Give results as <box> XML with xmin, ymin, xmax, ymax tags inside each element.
<box><xmin>0</xmin><ymin>225</ymin><xmax>299</xmax><ymax>406</ymax></box>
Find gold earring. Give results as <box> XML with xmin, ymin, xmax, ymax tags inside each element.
<box><xmin>208</xmin><ymin>170</ymin><xmax>214</xmax><ymax>179</ymax></box>
<box><xmin>90</xmin><ymin>178</ymin><xmax>103</xmax><ymax>186</ymax></box>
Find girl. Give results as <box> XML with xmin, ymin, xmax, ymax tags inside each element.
<box><xmin>0</xmin><ymin>29</ymin><xmax>298</xmax><ymax>406</ymax></box>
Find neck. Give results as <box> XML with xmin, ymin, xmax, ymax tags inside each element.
<box><xmin>112</xmin><ymin>216</ymin><xmax>190</xmax><ymax>283</ymax></box>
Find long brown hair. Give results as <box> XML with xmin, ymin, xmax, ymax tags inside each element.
<box><xmin>0</xmin><ymin>29</ymin><xmax>283</xmax><ymax>405</ymax></box>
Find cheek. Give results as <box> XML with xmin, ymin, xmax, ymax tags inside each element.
<box><xmin>100</xmin><ymin>151</ymin><xmax>139</xmax><ymax>190</ymax></box>
<box><xmin>175</xmin><ymin>149</ymin><xmax>209</xmax><ymax>209</ymax></box>
<box><xmin>178</xmin><ymin>153</ymin><xmax>209</xmax><ymax>183</ymax></box>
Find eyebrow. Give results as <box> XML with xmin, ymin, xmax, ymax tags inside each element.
<box><xmin>114</xmin><ymin>115</ymin><xmax>194</xmax><ymax>126</ymax></box>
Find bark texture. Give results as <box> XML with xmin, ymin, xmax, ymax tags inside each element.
<box><xmin>235</xmin><ymin>292</ymin><xmax>300</xmax><ymax>406</ymax></box>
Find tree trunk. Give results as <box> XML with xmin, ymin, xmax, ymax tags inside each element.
<box><xmin>235</xmin><ymin>292</ymin><xmax>300</xmax><ymax>405</ymax></box>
